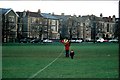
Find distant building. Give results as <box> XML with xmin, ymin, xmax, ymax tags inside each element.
<box><xmin>1</xmin><ymin>8</ymin><xmax>117</xmax><ymax>43</ymax></box>
<box><xmin>17</xmin><ymin>10</ymin><xmax>43</xmax><ymax>40</ymax></box>
<box><xmin>94</xmin><ymin>14</ymin><xmax>116</xmax><ymax>39</ymax></box>
<box><xmin>41</xmin><ymin>13</ymin><xmax>59</xmax><ymax>39</ymax></box>
<box><xmin>55</xmin><ymin>13</ymin><xmax>117</xmax><ymax>41</ymax></box>
<box><xmin>1</xmin><ymin>8</ymin><xmax>19</xmax><ymax>43</ymax></box>
<box><xmin>77</xmin><ymin>15</ymin><xmax>92</xmax><ymax>41</ymax></box>
<box><xmin>17</xmin><ymin>10</ymin><xmax>60</xmax><ymax>40</ymax></box>
<box><xmin>54</xmin><ymin>13</ymin><xmax>72</xmax><ymax>39</ymax></box>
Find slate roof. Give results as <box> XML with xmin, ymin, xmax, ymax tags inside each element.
<box><xmin>16</xmin><ymin>12</ymin><xmax>23</xmax><ymax>17</ymax></box>
<box><xmin>0</xmin><ymin>8</ymin><xmax>11</xmax><ymax>15</ymax></box>
<box><xmin>102</xmin><ymin>17</ymin><xmax>113</xmax><ymax>22</ymax></box>
<box><xmin>78</xmin><ymin>15</ymin><xmax>114</xmax><ymax>23</ymax></box>
<box><xmin>17</xmin><ymin>11</ymin><xmax>42</xmax><ymax>17</ymax></box>
<box><xmin>28</xmin><ymin>12</ymin><xmax>42</xmax><ymax>17</ymax></box>
<box><xmin>41</xmin><ymin>13</ymin><xmax>58</xmax><ymax>19</ymax></box>
<box><xmin>54</xmin><ymin>15</ymin><xmax>72</xmax><ymax>22</ymax></box>
<box><xmin>0</xmin><ymin>8</ymin><xmax>19</xmax><ymax>17</ymax></box>
<box><xmin>77</xmin><ymin>15</ymin><xmax>91</xmax><ymax>22</ymax></box>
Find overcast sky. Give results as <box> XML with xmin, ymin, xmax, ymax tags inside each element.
<box><xmin>0</xmin><ymin>1</ymin><xmax>119</xmax><ymax>17</ymax></box>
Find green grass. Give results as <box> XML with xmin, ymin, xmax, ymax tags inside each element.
<box><xmin>2</xmin><ymin>43</ymin><xmax>119</xmax><ymax>78</ymax></box>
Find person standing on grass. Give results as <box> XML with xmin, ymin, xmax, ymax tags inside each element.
<box><xmin>70</xmin><ymin>50</ymin><xmax>75</xmax><ymax>59</ymax></box>
<box><xmin>60</xmin><ymin>38</ymin><xmax>71</xmax><ymax>57</ymax></box>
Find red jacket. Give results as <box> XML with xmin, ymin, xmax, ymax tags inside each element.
<box><xmin>60</xmin><ymin>40</ymin><xmax>70</xmax><ymax>50</ymax></box>
<box><xmin>65</xmin><ymin>43</ymin><xmax>70</xmax><ymax>50</ymax></box>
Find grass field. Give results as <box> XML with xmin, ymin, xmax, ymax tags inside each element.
<box><xmin>2</xmin><ymin>42</ymin><xmax>119</xmax><ymax>78</ymax></box>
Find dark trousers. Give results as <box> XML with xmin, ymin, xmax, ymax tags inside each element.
<box><xmin>70</xmin><ymin>55</ymin><xmax>74</xmax><ymax>59</ymax></box>
<box><xmin>70</xmin><ymin>53</ymin><xmax>74</xmax><ymax>59</ymax></box>
<box><xmin>66</xmin><ymin>50</ymin><xmax>69</xmax><ymax>57</ymax></box>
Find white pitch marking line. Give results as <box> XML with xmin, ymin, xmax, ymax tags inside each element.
<box><xmin>27</xmin><ymin>50</ymin><xmax>64</xmax><ymax>80</ymax></box>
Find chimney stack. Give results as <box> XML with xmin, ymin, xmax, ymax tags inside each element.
<box><xmin>109</xmin><ymin>16</ymin><xmax>111</xmax><ymax>21</ymax></box>
<box><xmin>52</xmin><ymin>12</ymin><xmax>54</xmax><ymax>15</ymax></box>
<box><xmin>38</xmin><ymin>9</ymin><xmax>41</xmax><ymax>14</ymax></box>
<box><xmin>61</xmin><ymin>13</ymin><xmax>64</xmax><ymax>15</ymax></box>
<box><xmin>100</xmin><ymin>13</ymin><xmax>103</xmax><ymax>18</ymax></box>
<box><xmin>23</xmin><ymin>10</ymin><xmax>26</xmax><ymax>17</ymax></box>
<box><xmin>112</xmin><ymin>15</ymin><xmax>116</xmax><ymax>22</ymax></box>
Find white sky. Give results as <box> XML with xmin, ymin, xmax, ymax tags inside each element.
<box><xmin>0</xmin><ymin>1</ymin><xmax>119</xmax><ymax>17</ymax></box>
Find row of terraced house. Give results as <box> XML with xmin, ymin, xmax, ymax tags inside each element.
<box><xmin>1</xmin><ymin>8</ymin><xmax>119</xmax><ymax>43</ymax></box>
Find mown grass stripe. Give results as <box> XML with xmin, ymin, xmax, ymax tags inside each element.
<box><xmin>27</xmin><ymin>50</ymin><xmax>64</xmax><ymax>79</ymax></box>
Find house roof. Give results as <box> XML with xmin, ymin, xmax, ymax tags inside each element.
<box><xmin>17</xmin><ymin>11</ymin><xmax>43</xmax><ymax>18</ymax></box>
<box><xmin>0</xmin><ymin>8</ymin><xmax>19</xmax><ymax>17</ymax></box>
<box><xmin>16</xmin><ymin>12</ymin><xmax>23</xmax><ymax>17</ymax></box>
<box><xmin>77</xmin><ymin>16</ymin><xmax>91</xmax><ymax>22</ymax></box>
<box><xmin>41</xmin><ymin>13</ymin><xmax>58</xmax><ymax>20</ymax></box>
<box><xmin>0</xmin><ymin>8</ymin><xmax>11</xmax><ymax>14</ymax></box>
<box><xmin>102</xmin><ymin>17</ymin><xmax>113</xmax><ymax>22</ymax></box>
<box><xmin>28</xmin><ymin>12</ymin><xmax>42</xmax><ymax>17</ymax></box>
<box><xmin>79</xmin><ymin>15</ymin><xmax>114</xmax><ymax>23</ymax></box>
<box><xmin>54</xmin><ymin>15</ymin><xmax>71</xmax><ymax>22</ymax></box>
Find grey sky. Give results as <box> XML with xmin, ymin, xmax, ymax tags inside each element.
<box><xmin>0</xmin><ymin>1</ymin><xmax>119</xmax><ymax>17</ymax></box>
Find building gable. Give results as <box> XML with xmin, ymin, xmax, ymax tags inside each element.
<box><xmin>1</xmin><ymin>8</ymin><xmax>19</xmax><ymax>17</ymax></box>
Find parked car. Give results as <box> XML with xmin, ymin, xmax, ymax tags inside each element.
<box><xmin>109</xmin><ymin>39</ymin><xmax>118</xmax><ymax>43</ymax></box>
<box><xmin>76</xmin><ymin>39</ymin><xmax>83</xmax><ymax>43</ymax></box>
<box><xmin>30</xmin><ymin>39</ymin><xmax>41</xmax><ymax>43</ymax></box>
<box><xmin>19</xmin><ymin>38</ymin><xmax>28</xmax><ymax>43</ymax></box>
<box><xmin>85</xmin><ymin>38</ymin><xmax>92</xmax><ymax>42</ymax></box>
<box><xmin>70</xmin><ymin>39</ymin><xmax>82</xmax><ymax>43</ymax></box>
<box><xmin>19</xmin><ymin>38</ymin><xmax>31</xmax><ymax>43</ymax></box>
<box><xmin>70</xmin><ymin>40</ymin><xmax>76</xmax><ymax>43</ymax></box>
<box><xmin>97</xmin><ymin>38</ymin><xmax>108</xmax><ymax>43</ymax></box>
<box><xmin>43</xmin><ymin>39</ymin><xmax>53</xmax><ymax>43</ymax></box>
